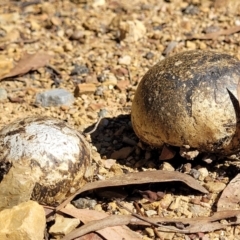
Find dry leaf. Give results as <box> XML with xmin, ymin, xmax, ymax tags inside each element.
<box><xmin>217</xmin><ymin>173</ymin><xmax>240</xmax><ymax>211</ymax></box>
<box><xmin>57</xmin><ymin>170</ymin><xmax>208</xmax><ymax>211</ymax></box>
<box><xmin>60</xmin><ymin>207</ymin><xmax>240</xmax><ymax>236</ymax></box>
<box><xmin>187</xmin><ymin>25</ymin><xmax>240</xmax><ymax>40</ymax></box>
<box><xmin>60</xmin><ymin>206</ymin><xmax>140</xmax><ymax>240</ymax></box>
<box><xmin>0</xmin><ymin>52</ymin><xmax>52</xmax><ymax>80</ymax></box>
<box><xmin>159</xmin><ymin>144</ymin><xmax>176</xmax><ymax>160</ymax></box>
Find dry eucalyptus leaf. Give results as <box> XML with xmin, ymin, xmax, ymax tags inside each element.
<box><xmin>60</xmin><ymin>205</ymin><xmax>140</xmax><ymax>240</ymax></box>
<box><xmin>57</xmin><ymin>170</ymin><xmax>208</xmax><ymax>211</ymax></box>
<box><xmin>187</xmin><ymin>25</ymin><xmax>240</xmax><ymax>40</ymax></box>
<box><xmin>217</xmin><ymin>173</ymin><xmax>240</xmax><ymax>211</ymax></box>
<box><xmin>60</xmin><ymin>207</ymin><xmax>240</xmax><ymax>236</ymax></box>
<box><xmin>0</xmin><ymin>52</ymin><xmax>52</xmax><ymax>80</ymax></box>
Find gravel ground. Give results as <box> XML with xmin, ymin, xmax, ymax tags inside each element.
<box><xmin>1</xmin><ymin>0</ymin><xmax>240</xmax><ymax>239</ymax></box>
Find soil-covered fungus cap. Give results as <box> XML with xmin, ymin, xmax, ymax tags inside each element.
<box><xmin>131</xmin><ymin>50</ymin><xmax>240</xmax><ymax>156</ymax></box>
<box><xmin>0</xmin><ymin>116</ymin><xmax>91</xmax><ymax>209</ymax></box>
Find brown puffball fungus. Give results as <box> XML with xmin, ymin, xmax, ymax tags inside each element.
<box><xmin>0</xmin><ymin>116</ymin><xmax>91</xmax><ymax>209</ymax></box>
<box><xmin>131</xmin><ymin>50</ymin><xmax>240</xmax><ymax>156</ymax></box>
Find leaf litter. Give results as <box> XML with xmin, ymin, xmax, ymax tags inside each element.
<box><xmin>57</xmin><ymin>170</ymin><xmax>208</xmax><ymax>211</ymax></box>
<box><xmin>59</xmin><ymin>205</ymin><xmax>240</xmax><ymax>240</ymax></box>
<box><xmin>1</xmin><ymin>0</ymin><xmax>240</xmax><ymax>239</ymax></box>
<box><xmin>0</xmin><ymin>52</ymin><xmax>52</xmax><ymax>80</ymax></box>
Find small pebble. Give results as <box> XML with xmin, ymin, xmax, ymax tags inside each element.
<box><xmin>70</xmin><ymin>64</ymin><xmax>89</xmax><ymax>76</ymax></box>
<box><xmin>118</xmin><ymin>55</ymin><xmax>132</xmax><ymax>65</ymax></box>
<box><xmin>198</xmin><ymin>167</ymin><xmax>209</xmax><ymax>181</ymax></box>
<box><xmin>204</xmin><ymin>181</ymin><xmax>226</xmax><ymax>193</ymax></box>
<box><xmin>35</xmin><ymin>89</ymin><xmax>74</xmax><ymax>107</ymax></box>
<box><xmin>159</xmin><ymin>162</ymin><xmax>175</xmax><ymax>171</ymax></box>
<box><xmin>70</xmin><ymin>30</ymin><xmax>84</xmax><ymax>40</ymax></box>
<box><xmin>182</xmin><ymin>4</ymin><xmax>199</xmax><ymax>15</ymax></box>
<box><xmin>182</xmin><ymin>163</ymin><xmax>192</xmax><ymax>173</ymax></box>
<box><xmin>98</xmin><ymin>109</ymin><xmax>108</xmax><ymax>118</ymax></box>
<box><xmin>95</xmin><ymin>86</ymin><xmax>105</xmax><ymax>96</ymax></box>
<box><xmin>92</xmin><ymin>0</ymin><xmax>105</xmax><ymax>7</ymax></box>
<box><xmin>72</xmin><ymin>198</ymin><xmax>97</xmax><ymax>209</ymax></box>
<box><xmin>144</xmin><ymin>52</ymin><xmax>154</xmax><ymax>60</ymax></box>
<box><xmin>189</xmin><ymin>168</ymin><xmax>200</xmax><ymax>179</ymax></box>
<box><xmin>145</xmin><ymin>210</ymin><xmax>157</xmax><ymax>217</ymax></box>
<box><xmin>145</xmin><ymin>227</ymin><xmax>155</xmax><ymax>237</ymax></box>
<box><xmin>97</xmin><ymin>74</ymin><xmax>106</xmax><ymax>83</ymax></box>
<box><xmin>159</xmin><ymin>194</ymin><xmax>173</xmax><ymax>209</ymax></box>
<box><xmin>0</xmin><ymin>88</ymin><xmax>7</xmax><ymax>101</ymax></box>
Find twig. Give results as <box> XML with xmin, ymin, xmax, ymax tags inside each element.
<box><xmin>83</xmin><ymin>116</ymin><xmax>103</xmax><ymax>136</ymax></box>
<box><xmin>153</xmin><ymin>227</ymin><xmax>164</xmax><ymax>240</ymax></box>
<box><xmin>46</xmin><ymin>64</ymin><xmax>62</xmax><ymax>77</ymax></box>
<box><xmin>133</xmin><ymin>201</ymin><xmax>145</xmax><ymax>216</ymax></box>
<box><xmin>127</xmin><ymin>66</ymin><xmax>132</xmax><ymax>84</ymax></box>
<box><xmin>116</xmin><ymin>200</ymin><xmax>174</xmax><ymax>230</ymax></box>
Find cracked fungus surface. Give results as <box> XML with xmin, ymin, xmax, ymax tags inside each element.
<box><xmin>0</xmin><ymin>116</ymin><xmax>91</xmax><ymax>206</ymax></box>
<box><xmin>131</xmin><ymin>50</ymin><xmax>240</xmax><ymax>155</ymax></box>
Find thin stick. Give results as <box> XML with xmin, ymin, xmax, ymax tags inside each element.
<box><xmin>83</xmin><ymin>116</ymin><xmax>103</xmax><ymax>136</ymax></box>
<box><xmin>116</xmin><ymin>200</ymin><xmax>174</xmax><ymax>230</ymax></box>
<box><xmin>127</xmin><ymin>66</ymin><xmax>132</xmax><ymax>84</ymax></box>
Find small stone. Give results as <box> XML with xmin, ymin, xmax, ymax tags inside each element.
<box><xmin>198</xmin><ymin>167</ymin><xmax>209</xmax><ymax>181</ymax></box>
<box><xmin>97</xmin><ymin>74</ymin><xmax>107</xmax><ymax>83</ymax></box>
<box><xmin>160</xmin><ymin>162</ymin><xmax>175</xmax><ymax>171</ymax></box>
<box><xmin>116</xmin><ymin>80</ymin><xmax>130</xmax><ymax>92</ymax></box>
<box><xmin>145</xmin><ymin>210</ymin><xmax>157</xmax><ymax>217</ymax></box>
<box><xmin>70</xmin><ymin>64</ymin><xmax>89</xmax><ymax>76</ymax></box>
<box><xmin>144</xmin><ymin>52</ymin><xmax>154</xmax><ymax>60</ymax></box>
<box><xmin>74</xmin><ymin>83</ymin><xmax>97</xmax><ymax>97</ymax></box>
<box><xmin>169</xmin><ymin>196</ymin><xmax>181</xmax><ymax>210</ymax></box>
<box><xmin>145</xmin><ymin>227</ymin><xmax>155</xmax><ymax>237</ymax></box>
<box><xmin>125</xmin><ymin>20</ymin><xmax>146</xmax><ymax>42</ymax></box>
<box><xmin>35</xmin><ymin>89</ymin><xmax>74</xmax><ymax>107</ymax></box>
<box><xmin>99</xmin><ymin>109</ymin><xmax>108</xmax><ymax>118</ymax></box>
<box><xmin>85</xmin><ymin>73</ymin><xmax>98</xmax><ymax>83</ymax></box>
<box><xmin>0</xmin><ymin>88</ymin><xmax>7</xmax><ymax>100</ymax></box>
<box><xmin>180</xmin><ymin>147</ymin><xmax>199</xmax><ymax>159</ymax></box>
<box><xmin>94</xmin><ymin>204</ymin><xmax>103</xmax><ymax>212</ymax></box>
<box><xmin>118</xmin><ymin>55</ymin><xmax>132</xmax><ymax>65</ymax></box>
<box><xmin>0</xmin><ymin>200</ymin><xmax>45</xmax><ymax>240</ymax></box>
<box><xmin>142</xmin><ymin>236</ymin><xmax>153</xmax><ymax>240</ymax></box>
<box><xmin>103</xmin><ymin>159</ymin><xmax>116</xmax><ymax>169</ymax></box>
<box><xmin>182</xmin><ymin>206</ymin><xmax>193</xmax><ymax>218</ymax></box>
<box><xmin>189</xmin><ymin>168</ymin><xmax>200</xmax><ymax>179</ymax></box>
<box><xmin>182</xmin><ymin>163</ymin><xmax>192</xmax><ymax>173</ymax></box>
<box><xmin>92</xmin><ymin>0</ymin><xmax>105</xmax><ymax>7</ymax></box>
<box><xmin>183</xmin><ymin>4</ymin><xmax>199</xmax><ymax>15</ymax></box>
<box><xmin>159</xmin><ymin>194</ymin><xmax>173</xmax><ymax>209</ymax></box>
<box><xmin>111</xmin><ymin>147</ymin><xmax>134</xmax><ymax>159</ymax></box>
<box><xmin>49</xmin><ymin>214</ymin><xmax>80</xmax><ymax>237</ymax></box>
<box><xmin>186</xmin><ymin>40</ymin><xmax>197</xmax><ymax>50</ymax></box>
<box><xmin>122</xmin><ymin>136</ymin><xmax>137</xmax><ymax>146</ymax></box>
<box><xmin>204</xmin><ymin>181</ymin><xmax>226</xmax><ymax>193</ymax></box>
<box><xmin>70</xmin><ymin>30</ymin><xmax>85</xmax><ymax>40</ymax></box>
<box><xmin>95</xmin><ymin>86</ymin><xmax>105</xmax><ymax>96</ymax></box>
<box><xmin>110</xmin><ymin>164</ymin><xmax>123</xmax><ymax>175</ymax></box>
<box><xmin>72</xmin><ymin>198</ymin><xmax>97</xmax><ymax>209</ymax></box>
<box><xmin>156</xmin><ymin>232</ymin><xmax>175</xmax><ymax>240</ymax></box>
<box><xmin>0</xmin><ymin>58</ymin><xmax>13</xmax><ymax>79</ymax></box>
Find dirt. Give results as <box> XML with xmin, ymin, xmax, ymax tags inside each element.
<box><xmin>1</xmin><ymin>0</ymin><xmax>240</xmax><ymax>239</ymax></box>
